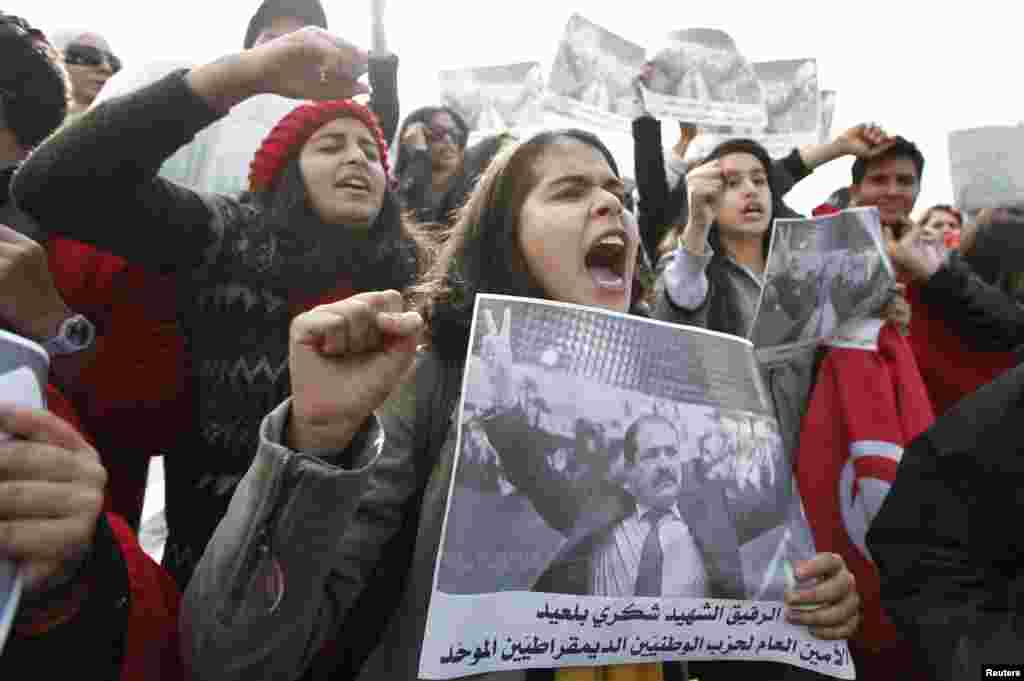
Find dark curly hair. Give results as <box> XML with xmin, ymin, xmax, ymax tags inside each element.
<box><xmin>0</xmin><ymin>13</ymin><xmax>67</xmax><ymax>149</ymax></box>
<box><xmin>239</xmin><ymin>156</ymin><xmax>426</xmax><ymax>297</ymax></box>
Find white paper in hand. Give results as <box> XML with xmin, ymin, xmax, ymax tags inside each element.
<box><xmin>0</xmin><ymin>330</ymin><xmax>49</xmax><ymax>652</ymax></box>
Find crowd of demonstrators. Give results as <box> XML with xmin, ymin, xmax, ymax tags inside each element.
<box><xmin>11</xmin><ymin>24</ymin><xmax>421</xmax><ymax>590</ymax></box>
<box><xmin>182</xmin><ymin>127</ymin><xmax>858</xmax><ymax>681</ymax></box>
<box><xmin>1</xmin><ymin>3</ymin><xmax>1023</xmax><ymax>681</ymax></box>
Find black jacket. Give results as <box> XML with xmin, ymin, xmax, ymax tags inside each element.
<box><xmin>631</xmin><ymin>115</ymin><xmax>812</xmax><ymax>263</ymax></box>
<box><xmin>920</xmin><ymin>251</ymin><xmax>1024</xmax><ymax>352</ymax></box>
<box><xmin>867</xmin><ymin>361</ymin><xmax>1024</xmax><ymax>681</ymax></box>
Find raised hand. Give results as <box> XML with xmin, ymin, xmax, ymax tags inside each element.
<box><xmin>835</xmin><ymin>122</ymin><xmax>896</xmax><ymax>159</ymax></box>
<box><xmin>0</xmin><ymin>405</ymin><xmax>106</xmax><ymax>595</ymax></box>
<box><xmin>287</xmin><ymin>290</ymin><xmax>422</xmax><ymax>453</ymax></box>
<box><xmin>679</xmin><ymin>160</ymin><xmax>725</xmax><ymax>254</ymax></box>
<box><xmin>884</xmin><ymin>217</ymin><xmax>949</xmax><ymax>283</ymax></box>
<box><xmin>479</xmin><ymin>307</ymin><xmax>516</xmax><ymax>410</ymax></box>
<box><xmin>246</xmin><ymin>26</ymin><xmax>370</xmax><ymax>101</ymax></box>
<box><xmin>400</xmin><ymin>122</ymin><xmax>429</xmax><ymax>149</ymax></box>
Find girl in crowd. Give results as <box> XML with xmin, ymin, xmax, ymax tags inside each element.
<box><xmin>394</xmin><ymin>105</ymin><xmax>472</xmax><ymax>223</ymax></box>
<box><xmin>183</xmin><ymin>128</ymin><xmax>860</xmax><ymax>680</ymax></box>
<box><xmin>12</xmin><ymin>28</ymin><xmax>423</xmax><ymax>587</ymax></box>
<box><xmin>918</xmin><ymin>203</ymin><xmax>963</xmax><ymax>248</ymax></box>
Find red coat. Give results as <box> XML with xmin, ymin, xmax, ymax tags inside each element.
<box><xmin>46</xmin><ymin>237</ymin><xmax>189</xmax><ymax>525</ymax></box>
<box><xmin>4</xmin><ymin>388</ymin><xmax>183</xmax><ymax>679</ymax></box>
<box><xmin>905</xmin><ymin>282</ymin><xmax>1017</xmax><ymax>415</ymax></box>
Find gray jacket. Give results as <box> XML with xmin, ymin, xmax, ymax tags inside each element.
<box><xmin>183</xmin><ymin>349</ymin><xmax>823</xmax><ymax>681</ymax></box>
<box><xmin>182</xmin><ymin>352</ymin><xmax>542</xmax><ymax>681</ymax></box>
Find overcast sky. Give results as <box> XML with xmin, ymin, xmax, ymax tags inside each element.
<box><xmin>13</xmin><ymin>0</ymin><xmax>1022</xmax><ymax>217</ymax></box>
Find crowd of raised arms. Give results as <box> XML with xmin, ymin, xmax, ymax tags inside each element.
<box><xmin>0</xmin><ymin>2</ymin><xmax>1020</xmax><ymax>681</ymax></box>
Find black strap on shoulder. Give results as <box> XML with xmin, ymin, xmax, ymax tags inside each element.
<box><xmin>318</xmin><ymin>357</ymin><xmax>463</xmax><ymax>680</ymax></box>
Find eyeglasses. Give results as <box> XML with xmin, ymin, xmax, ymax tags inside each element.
<box><xmin>428</xmin><ymin>125</ymin><xmax>464</xmax><ymax>147</ymax></box>
<box><xmin>63</xmin><ymin>43</ymin><xmax>121</xmax><ymax>74</ymax></box>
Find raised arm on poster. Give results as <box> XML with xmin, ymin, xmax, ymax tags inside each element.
<box><xmin>0</xmin><ymin>330</ymin><xmax>49</xmax><ymax>652</ymax></box>
<box><xmin>819</xmin><ymin>91</ymin><xmax>837</xmax><ymax>145</ymax></box>
<box><xmin>640</xmin><ymin>28</ymin><xmax>765</xmax><ymax>130</ymax></box>
<box><xmin>750</xmin><ymin>59</ymin><xmax>821</xmax><ymax>159</ymax></box>
<box><xmin>546</xmin><ymin>14</ymin><xmax>646</xmax><ymax>130</ymax></box>
<box><xmin>750</xmin><ymin>208</ymin><xmax>896</xmax><ymax>360</ymax></box>
<box><xmin>419</xmin><ymin>294</ymin><xmax>854</xmax><ymax>680</ymax></box>
<box><xmin>440</xmin><ymin>62</ymin><xmax>545</xmax><ymax>134</ymax></box>
<box><xmin>371</xmin><ymin>0</ymin><xmax>387</xmax><ymax>54</ymax></box>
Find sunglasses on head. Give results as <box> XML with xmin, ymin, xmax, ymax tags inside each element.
<box><xmin>64</xmin><ymin>43</ymin><xmax>121</xmax><ymax>73</ymax></box>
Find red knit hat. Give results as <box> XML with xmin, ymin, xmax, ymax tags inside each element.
<box><xmin>249</xmin><ymin>99</ymin><xmax>391</xmax><ymax>194</ymax></box>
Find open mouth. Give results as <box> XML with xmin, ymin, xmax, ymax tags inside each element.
<box><xmin>336</xmin><ymin>176</ymin><xmax>370</xmax><ymax>193</ymax></box>
<box><xmin>742</xmin><ymin>204</ymin><xmax>765</xmax><ymax>219</ymax></box>
<box><xmin>585</xmin><ymin>231</ymin><xmax>629</xmax><ymax>290</ymax></box>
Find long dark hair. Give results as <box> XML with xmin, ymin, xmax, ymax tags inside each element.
<box><xmin>698</xmin><ymin>138</ymin><xmax>782</xmax><ymax>335</ymax></box>
<box><xmin>231</xmin><ymin>157</ymin><xmax>424</xmax><ymax>297</ymax></box>
<box><xmin>413</xmin><ymin>128</ymin><xmax>644</xmax><ymax>363</ymax></box>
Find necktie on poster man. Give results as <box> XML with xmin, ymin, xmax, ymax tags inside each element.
<box><xmin>418</xmin><ymin>294</ymin><xmax>854</xmax><ymax>679</ymax></box>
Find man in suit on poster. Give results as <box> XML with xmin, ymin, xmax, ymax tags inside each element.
<box><xmin>485</xmin><ymin>410</ymin><xmax>788</xmax><ymax>599</ymax></box>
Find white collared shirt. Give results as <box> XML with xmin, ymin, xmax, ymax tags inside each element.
<box><xmin>589</xmin><ymin>502</ymin><xmax>707</xmax><ymax>597</ymax></box>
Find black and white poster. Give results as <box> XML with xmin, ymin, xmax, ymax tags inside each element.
<box><xmin>751</xmin><ymin>208</ymin><xmax>895</xmax><ymax>361</ymax></box>
<box><xmin>440</xmin><ymin>62</ymin><xmax>545</xmax><ymax>133</ymax></box>
<box><xmin>0</xmin><ymin>330</ymin><xmax>49</xmax><ymax>652</ymax></box>
<box><xmin>753</xmin><ymin>59</ymin><xmax>822</xmax><ymax>159</ymax></box>
<box><xmin>419</xmin><ymin>295</ymin><xmax>853</xmax><ymax>679</ymax></box>
<box><xmin>949</xmin><ymin>125</ymin><xmax>1024</xmax><ymax>216</ymax></box>
<box><xmin>547</xmin><ymin>14</ymin><xmax>646</xmax><ymax>130</ymax></box>
<box><xmin>640</xmin><ymin>28</ymin><xmax>766</xmax><ymax>130</ymax></box>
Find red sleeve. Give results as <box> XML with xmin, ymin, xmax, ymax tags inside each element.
<box><xmin>46</xmin><ymin>238</ymin><xmax>189</xmax><ymax>452</ymax></box>
<box><xmin>107</xmin><ymin>513</ymin><xmax>185</xmax><ymax>681</ymax></box>
<box><xmin>906</xmin><ymin>284</ymin><xmax>1017</xmax><ymax>415</ymax></box>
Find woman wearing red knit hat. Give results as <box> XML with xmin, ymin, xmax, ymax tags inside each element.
<box><xmin>12</xmin><ymin>27</ymin><xmax>425</xmax><ymax>588</ymax></box>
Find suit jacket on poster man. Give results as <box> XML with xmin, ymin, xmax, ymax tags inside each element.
<box><xmin>484</xmin><ymin>406</ymin><xmax>788</xmax><ymax>599</ymax></box>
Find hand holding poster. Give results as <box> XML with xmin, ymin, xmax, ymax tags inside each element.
<box><xmin>750</xmin><ymin>207</ymin><xmax>896</xmax><ymax>361</ymax></box>
<box><xmin>0</xmin><ymin>330</ymin><xmax>50</xmax><ymax>652</ymax></box>
<box><xmin>440</xmin><ymin>62</ymin><xmax>545</xmax><ymax>134</ymax></box>
<box><xmin>948</xmin><ymin>125</ymin><xmax>1024</xmax><ymax>216</ymax></box>
<box><xmin>419</xmin><ymin>294</ymin><xmax>853</xmax><ymax>679</ymax></box>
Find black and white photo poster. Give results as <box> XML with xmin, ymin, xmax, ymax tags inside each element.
<box><xmin>547</xmin><ymin>14</ymin><xmax>646</xmax><ymax>130</ymax></box>
<box><xmin>948</xmin><ymin>125</ymin><xmax>1024</xmax><ymax>216</ymax></box>
<box><xmin>640</xmin><ymin>28</ymin><xmax>766</xmax><ymax>130</ymax></box>
<box><xmin>419</xmin><ymin>295</ymin><xmax>853</xmax><ymax>679</ymax></box>
<box><xmin>752</xmin><ymin>59</ymin><xmax>822</xmax><ymax>159</ymax></box>
<box><xmin>751</xmin><ymin>208</ymin><xmax>895</xmax><ymax>361</ymax></box>
<box><xmin>0</xmin><ymin>330</ymin><xmax>49</xmax><ymax>652</ymax></box>
<box><xmin>440</xmin><ymin>62</ymin><xmax>545</xmax><ymax>134</ymax></box>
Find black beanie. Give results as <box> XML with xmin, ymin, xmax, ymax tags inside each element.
<box><xmin>243</xmin><ymin>0</ymin><xmax>328</xmax><ymax>48</ymax></box>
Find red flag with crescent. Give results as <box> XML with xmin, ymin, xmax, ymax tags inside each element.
<box><xmin>795</xmin><ymin>323</ymin><xmax>934</xmax><ymax>652</ymax></box>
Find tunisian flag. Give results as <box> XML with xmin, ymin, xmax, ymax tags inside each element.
<box><xmin>795</xmin><ymin>324</ymin><xmax>934</xmax><ymax>653</ymax></box>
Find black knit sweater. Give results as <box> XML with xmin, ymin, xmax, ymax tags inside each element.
<box><xmin>12</xmin><ymin>70</ymin><xmax>412</xmax><ymax>586</ymax></box>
